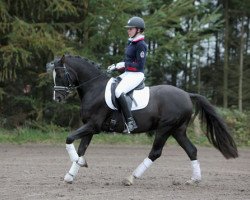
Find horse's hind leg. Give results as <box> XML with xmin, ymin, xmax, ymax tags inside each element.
<box><xmin>123</xmin><ymin>129</ymin><xmax>171</xmax><ymax>186</ymax></box>
<box><xmin>172</xmin><ymin>125</ymin><xmax>201</xmax><ymax>184</ymax></box>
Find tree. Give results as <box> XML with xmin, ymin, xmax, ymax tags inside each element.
<box><xmin>0</xmin><ymin>0</ymin><xmax>250</xmax><ymax>128</ymax></box>
<box><xmin>220</xmin><ymin>0</ymin><xmax>250</xmax><ymax>110</ymax></box>
<box><xmin>223</xmin><ymin>0</ymin><xmax>229</xmax><ymax>108</ymax></box>
<box><xmin>145</xmin><ymin>0</ymin><xmax>223</xmax><ymax>88</ymax></box>
<box><xmin>0</xmin><ymin>0</ymin><xmax>84</xmax><ymax>125</ymax></box>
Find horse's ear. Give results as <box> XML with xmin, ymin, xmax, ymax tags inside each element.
<box><xmin>61</xmin><ymin>55</ymin><xmax>65</xmax><ymax>63</ymax></box>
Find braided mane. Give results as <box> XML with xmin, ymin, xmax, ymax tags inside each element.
<box><xmin>65</xmin><ymin>54</ymin><xmax>101</xmax><ymax>69</ymax></box>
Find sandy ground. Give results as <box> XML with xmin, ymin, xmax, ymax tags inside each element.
<box><xmin>0</xmin><ymin>143</ymin><xmax>249</xmax><ymax>200</ymax></box>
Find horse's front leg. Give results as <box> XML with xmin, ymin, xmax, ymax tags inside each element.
<box><xmin>64</xmin><ymin>124</ymin><xmax>94</xmax><ymax>183</ymax></box>
<box><xmin>72</xmin><ymin>134</ymin><xmax>94</xmax><ymax>168</ymax></box>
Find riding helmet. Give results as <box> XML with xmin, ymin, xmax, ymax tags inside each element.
<box><xmin>125</xmin><ymin>16</ymin><xmax>145</xmax><ymax>30</ymax></box>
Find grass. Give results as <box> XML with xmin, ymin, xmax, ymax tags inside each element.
<box><xmin>0</xmin><ymin>126</ymin><xmax>212</xmax><ymax>146</ymax></box>
<box><xmin>0</xmin><ymin>127</ymin><xmax>156</xmax><ymax>145</ymax></box>
<box><xmin>0</xmin><ymin>128</ymin><xmax>67</xmax><ymax>144</ymax></box>
<box><xmin>1</xmin><ymin>108</ymin><xmax>248</xmax><ymax>146</ymax></box>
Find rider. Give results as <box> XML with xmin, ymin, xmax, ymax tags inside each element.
<box><xmin>107</xmin><ymin>16</ymin><xmax>147</xmax><ymax>133</ymax></box>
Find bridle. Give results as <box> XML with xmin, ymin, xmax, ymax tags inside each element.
<box><xmin>53</xmin><ymin>64</ymin><xmax>76</xmax><ymax>95</ymax></box>
<box><xmin>53</xmin><ymin>63</ymin><xmax>104</xmax><ymax>95</ymax></box>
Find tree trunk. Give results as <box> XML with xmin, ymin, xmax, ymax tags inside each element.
<box><xmin>238</xmin><ymin>17</ymin><xmax>245</xmax><ymax>112</ymax></box>
<box><xmin>223</xmin><ymin>0</ymin><xmax>229</xmax><ymax>108</ymax></box>
<box><xmin>188</xmin><ymin>48</ymin><xmax>194</xmax><ymax>90</ymax></box>
<box><xmin>83</xmin><ymin>0</ymin><xmax>90</xmax><ymax>44</ymax></box>
<box><xmin>245</xmin><ymin>17</ymin><xmax>249</xmax><ymax>55</ymax></box>
<box><xmin>183</xmin><ymin>52</ymin><xmax>188</xmax><ymax>91</ymax></box>
<box><xmin>197</xmin><ymin>50</ymin><xmax>201</xmax><ymax>94</ymax></box>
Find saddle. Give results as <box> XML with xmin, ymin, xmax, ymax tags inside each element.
<box><xmin>111</xmin><ymin>77</ymin><xmax>145</xmax><ymax>110</ymax></box>
<box><xmin>104</xmin><ymin>77</ymin><xmax>150</xmax><ymax>132</ymax></box>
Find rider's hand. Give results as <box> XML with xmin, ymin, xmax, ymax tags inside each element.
<box><xmin>115</xmin><ymin>62</ymin><xmax>125</xmax><ymax>70</ymax></box>
<box><xmin>107</xmin><ymin>64</ymin><xmax>116</xmax><ymax>73</ymax></box>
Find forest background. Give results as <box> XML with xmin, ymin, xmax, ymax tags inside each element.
<box><xmin>0</xmin><ymin>0</ymin><xmax>249</xmax><ymax>145</ymax></box>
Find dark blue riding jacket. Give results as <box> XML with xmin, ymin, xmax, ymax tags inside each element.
<box><xmin>124</xmin><ymin>36</ymin><xmax>147</xmax><ymax>73</ymax></box>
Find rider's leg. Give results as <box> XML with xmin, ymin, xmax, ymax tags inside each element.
<box><xmin>115</xmin><ymin>72</ymin><xmax>145</xmax><ymax>96</ymax></box>
<box><xmin>117</xmin><ymin>93</ymin><xmax>137</xmax><ymax>132</ymax></box>
<box><xmin>115</xmin><ymin>72</ymin><xmax>144</xmax><ymax>133</ymax></box>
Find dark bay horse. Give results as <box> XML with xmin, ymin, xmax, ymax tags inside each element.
<box><xmin>47</xmin><ymin>55</ymin><xmax>238</xmax><ymax>185</ymax></box>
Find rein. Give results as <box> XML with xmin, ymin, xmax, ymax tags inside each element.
<box><xmin>75</xmin><ymin>73</ymin><xmax>105</xmax><ymax>89</ymax></box>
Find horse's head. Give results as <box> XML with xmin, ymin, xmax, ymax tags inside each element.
<box><xmin>47</xmin><ymin>54</ymin><xmax>105</xmax><ymax>102</ymax></box>
<box><xmin>47</xmin><ymin>55</ymin><xmax>76</xmax><ymax>102</ymax></box>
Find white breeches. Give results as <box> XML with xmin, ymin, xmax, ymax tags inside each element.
<box><xmin>115</xmin><ymin>71</ymin><xmax>144</xmax><ymax>98</ymax></box>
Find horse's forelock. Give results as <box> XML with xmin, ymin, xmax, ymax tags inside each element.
<box><xmin>46</xmin><ymin>57</ymin><xmax>61</xmax><ymax>72</ymax></box>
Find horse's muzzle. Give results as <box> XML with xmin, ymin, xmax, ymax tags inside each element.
<box><xmin>53</xmin><ymin>86</ymin><xmax>70</xmax><ymax>103</ymax></box>
<box><xmin>54</xmin><ymin>96</ymin><xmax>62</xmax><ymax>102</ymax></box>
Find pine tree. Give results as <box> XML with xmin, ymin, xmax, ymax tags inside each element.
<box><xmin>145</xmin><ymin>0</ymin><xmax>223</xmax><ymax>87</ymax></box>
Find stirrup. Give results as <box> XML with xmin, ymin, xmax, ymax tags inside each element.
<box><xmin>123</xmin><ymin>120</ymin><xmax>138</xmax><ymax>133</ymax></box>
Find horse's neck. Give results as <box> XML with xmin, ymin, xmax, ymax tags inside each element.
<box><xmin>68</xmin><ymin>59</ymin><xmax>107</xmax><ymax>99</ymax></box>
<box><xmin>77</xmin><ymin>76</ymin><xmax>108</xmax><ymax>100</ymax></box>
<box><xmin>68</xmin><ymin>59</ymin><xmax>98</xmax><ymax>82</ymax></box>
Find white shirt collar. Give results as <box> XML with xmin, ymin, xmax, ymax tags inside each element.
<box><xmin>128</xmin><ymin>34</ymin><xmax>145</xmax><ymax>42</ymax></box>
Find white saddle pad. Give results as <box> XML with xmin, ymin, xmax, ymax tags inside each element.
<box><xmin>105</xmin><ymin>78</ymin><xmax>150</xmax><ymax>111</ymax></box>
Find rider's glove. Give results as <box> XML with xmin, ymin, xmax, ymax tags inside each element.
<box><xmin>115</xmin><ymin>62</ymin><xmax>125</xmax><ymax>70</ymax></box>
<box><xmin>107</xmin><ymin>62</ymin><xmax>125</xmax><ymax>73</ymax></box>
<box><xmin>107</xmin><ymin>64</ymin><xmax>116</xmax><ymax>73</ymax></box>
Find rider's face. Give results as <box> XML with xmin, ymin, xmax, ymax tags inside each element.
<box><xmin>127</xmin><ymin>27</ymin><xmax>137</xmax><ymax>37</ymax></box>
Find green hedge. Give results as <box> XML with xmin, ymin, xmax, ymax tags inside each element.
<box><xmin>0</xmin><ymin>101</ymin><xmax>249</xmax><ymax>146</ymax></box>
<box><xmin>218</xmin><ymin>108</ymin><xmax>250</xmax><ymax>146</ymax></box>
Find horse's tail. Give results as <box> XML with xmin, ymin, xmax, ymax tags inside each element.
<box><xmin>189</xmin><ymin>93</ymin><xmax>238</xmax><ymax>159</ymax></box>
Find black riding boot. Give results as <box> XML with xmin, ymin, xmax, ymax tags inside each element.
<box><xmin>118</xmin><ymin>93</ymin><xmax>138</xmax><ymax>133</ymax></box>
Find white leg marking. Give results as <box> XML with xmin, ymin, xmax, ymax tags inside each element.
<box><xmin>64</xmin><ymin>173</ymin><xmax>74</xmax><ymax>183</ymax></box>
<box><xmin>186</xmin><ymin>160</ymin><xmax>201</xmax><ymax>185</ymax></box>
<box><xmin>78</xmin><ymin>156</ymin><xmax>88</xmax><ymax>167</ymax></box>
<box><xmin>132</xmin><ymin>157</ymin><xmax>153</xmax><ymax>178</ymax></box>
<box><xmin>64</xmin><ymin>162</ymin><xmax>81</xmax><ymax>183</ymax></box>
<box><xmin>191</xmin><ymin>160</ymin><xmax>201</xmax><ymax>180</ymax></box>
<box><xmin>66</xmin><ymin>144</ymin><xmax>79</xmax><ymax>162</ymax></box>
<box><xmin>123</xmin><ymin>157</ymin><xmax>153</xmax><ymax>186</ymax></box>
<box><xmin>64</xmin><ymin>156</ymin><xmax>87</xmax><ymax>183</ymax></box>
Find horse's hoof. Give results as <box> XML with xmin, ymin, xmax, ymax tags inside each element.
<box><xmin>64</xmin><ymin>173</ymin><xmax>74</xmax><ymax>184</ymax></box>
<box><xmin>78</xmin><ymin>157</ymin><xmax>88</xmax><ymax>168</ymax></box>
<box><xmin>185</xmin><ymin>178</ymin><xmax>201</xmax><ymax>185</ymax></box>
<box><xmin>83</xmin><ymin>162</ymin><xmax>88</xmax><ymax>168</ymax></box>
<box><xmin>122</xmin><ymin>175</ymin><xmax>134</xmax><ymax>186</ymax></box>
<box><xmin>79</xmin><ymin>161</ymin><xmax>88</xmax><ymax>168</ymax></box>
